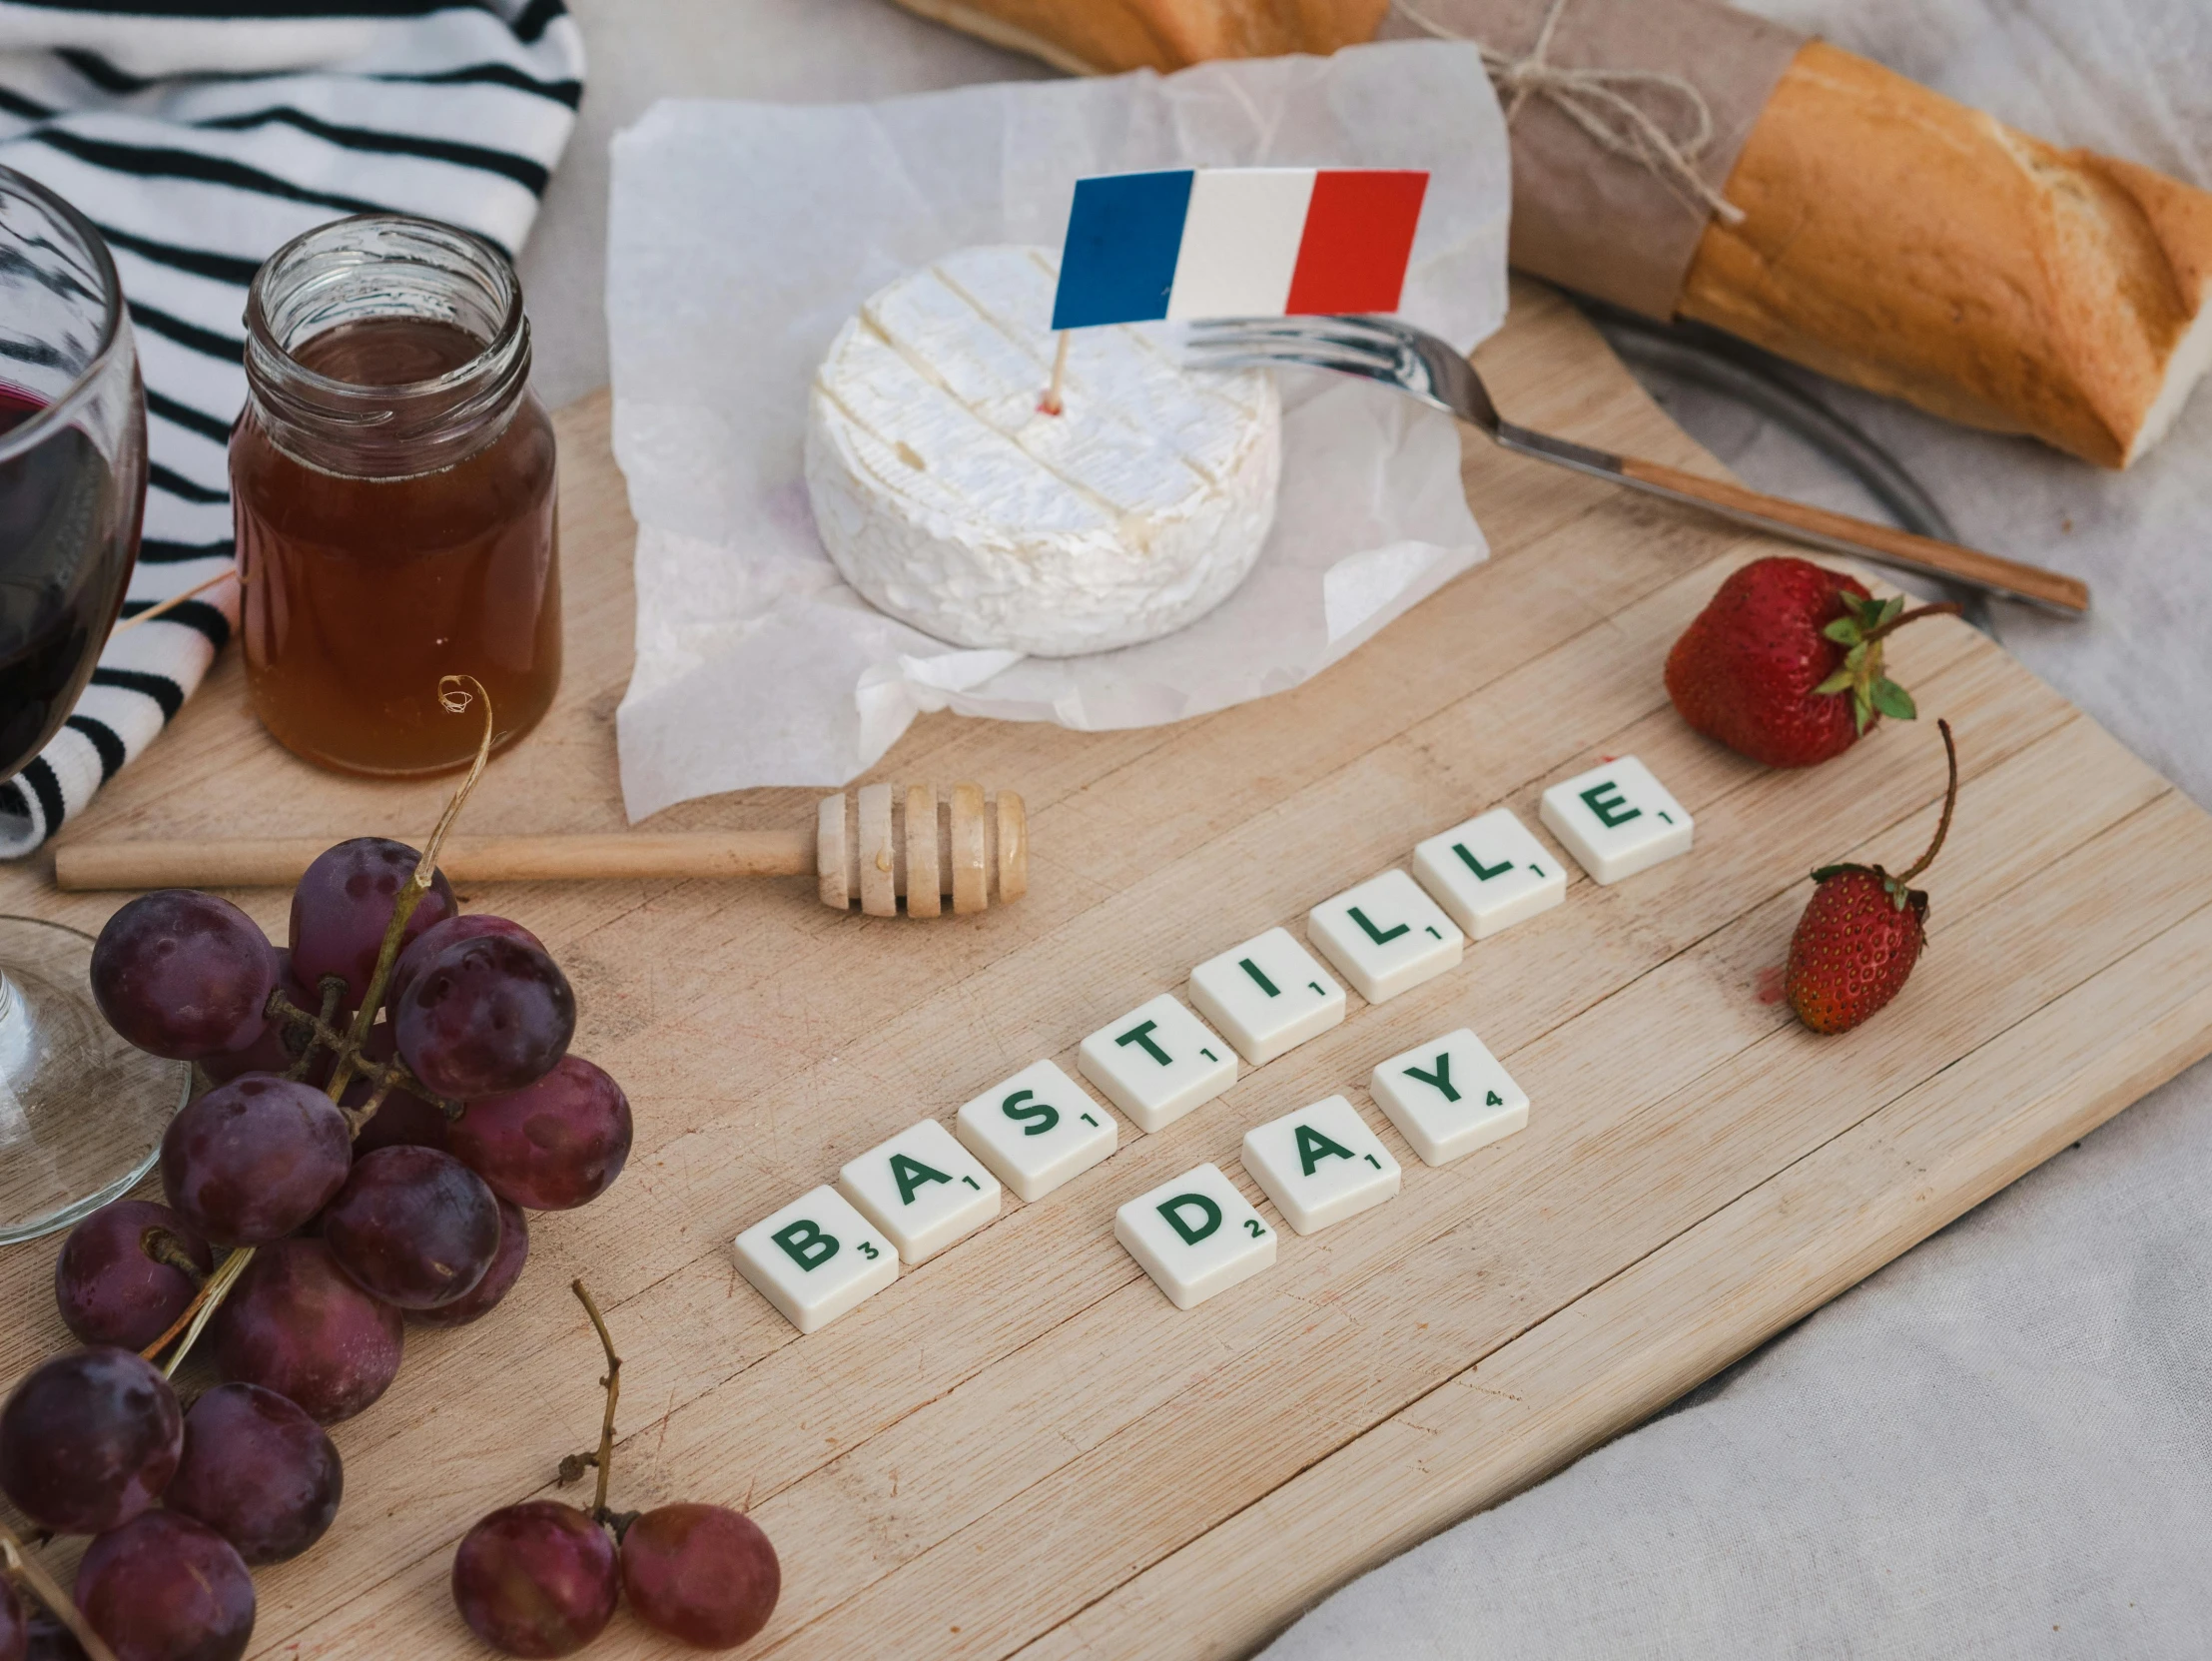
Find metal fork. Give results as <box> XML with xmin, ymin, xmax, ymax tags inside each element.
<box><xmin>1185</xmin><ymin>314</ymin><xmax>2089</xmax><ymax>616</ymax></box>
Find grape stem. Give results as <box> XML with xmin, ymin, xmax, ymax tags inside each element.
<box><xmin>142</xmin><ymin>1246</ymin><xmax>255</xmax><ymax>1375</ymax></box>
<box><xmin>562</xmin><ymin>1279</ymin><xmax>631</xmax><ymax>1530</ymax></box>
<box><xmin>277</xmin><ymin>975</ymin><xmax>347</xmax><ymax>1083</ymax></box>
<box><xmin>325</xmin><ymin>674</ymin><xmax>495</xmax><ymax>1107</ymax></box>
<box><xmin>0</xmin><ymin>1522</ymin><xmax>121</xmax><ymax>1661</ymax></box>
<box><xmin>260</xmin><ymin>987</ymin><xmax>457</xmax><ymax>1133</ymax></box>
<box><xmin>139</xmin><ymin>1228</ymin><xmax>206</xmax><ymax>1287</ymax></box>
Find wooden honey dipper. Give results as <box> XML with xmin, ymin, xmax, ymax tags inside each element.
<box><xmin>54</xmin><ymin>783</ymin><xmax>1027</xmax><ymax>918</ymax></box>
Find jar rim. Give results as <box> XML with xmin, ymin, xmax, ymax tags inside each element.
<box><xmin>242</xmin><ymin>212</ymin><xmax>531</xmax><ymax>475</ymax></box>
<box><xmin>245</xmin><ymin>212</ymin><xmax>522</xmax><ymax>396</ymax></box>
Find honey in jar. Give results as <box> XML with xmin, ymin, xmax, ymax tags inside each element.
<box><xmin>233</xmin><ymin>215</ymin><xmax>559</xmax><ymax>777</ymax></box>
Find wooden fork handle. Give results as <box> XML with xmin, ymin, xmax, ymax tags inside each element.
<box><xmin>1612</xmin><ymin>455</ymin><xmax>2090</xmax><ymax>614</ymax></box>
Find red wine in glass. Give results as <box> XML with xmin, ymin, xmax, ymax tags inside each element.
<box><xmin>0</xmin><ymin>162</ymin><xmax>180</xmax><ymax>1246</ymax></box>
<box><xmin>0</xmin><ymin>381</ymin><xmax>139</xmax><ymax>776</ymax></box>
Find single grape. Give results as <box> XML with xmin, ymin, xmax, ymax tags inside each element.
<box><xmin>90</xmin><ymin>890</ymin><xmax>278</xmax><ymax>1063</ymax></box>
<box><xmin>347</xmin><ymin>1022</ymin><xmax>449</xmax><ymax>1156</ymax></box>
<box><xmin>450</xmin><ymin>1501</ymin><xmax>617</xmax><ymax>1658</ymax></box>
<box><xmin>410</xmin><ymin>1198</ymin><xmax>527</xmax><ymax>1329</ymax></box>
<box><xmin>53</xmin><ymin>1200</ymin><xmax>212</xmax><ymax>1351</ymax></box>
<box><xmin>212</xmin><ymin>1238</ymin><xmax>403</xmax><ymax>1425</ymax></box>
<box><xmin>0</xmin><ymin>1578</ymin><xmax>25</xmax><ymax>1661</ymax></box>
<box><xmin>160</xmin><ymin>1074</ymin><xmax>351</xmax><ymax>1247</ymax></box>
<box><xmin>620</xmin><ymin>1502</ymin><xmax>781</xmax><ymax>1650</ymax></box>
<box><xmin>202</xmin><ymin>949</ymin><xmax>334</xmax><ymax>1088</ymax></box>
<box><xmin>75</xmin><ymin>1511</ymin><xmax>254</xmax><ymax>1661</ymax></box>
<box><xmin>164</xmin><ymin>1382</ymin><xmax>342</xmax><ymax>1566</ymax></box>
<box><xmin>450</xmin><ymin>1057</ymin><xmax>632</xmax><ymax>1212</ymax></box>
<box><xmin>324</xmin><ymin>1147</ymin><xmax>500</xmax><ymax>1310</ymax></box>
<box><xmin>396</xmin><ymin>934</ymin><xmax>574</xmax><ymax>1101</ymax></box>
<box><xmin>388</xmin><ymin>914</ymin><xmax>543</xmax><ymax>1014</ymax></box>
<box><xmin>290</xmin><ymin>837</ymin><xmax>457</xmax><ymax>1012</ymax></box>
<box><xmin>0</xmin><ymin>1347</ymin><xmax>182</xmax><ymax>1534</ymax></box>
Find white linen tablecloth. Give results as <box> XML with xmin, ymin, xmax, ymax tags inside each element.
<box><xmin>526</xmin><ymin>4</ymin><xmax>2212</xmax><ymax>1654</ymax></box>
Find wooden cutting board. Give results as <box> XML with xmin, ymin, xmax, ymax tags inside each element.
<box><xmin>3</xmin><ymin>280</ymin><xmax>2207</xmax><ymax>1660</ymax></box>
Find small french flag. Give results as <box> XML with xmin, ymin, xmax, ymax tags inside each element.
<box><xmin>1051</xmin><ymin>167</ymin><xmax>1429</xmax><ymax>331</ymax></box>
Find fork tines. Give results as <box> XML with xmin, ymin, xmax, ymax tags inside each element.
<box><xmin>1183</xmin><ymin>315</ymin><xmax>1405</xmax><ymax>375</ymax></box>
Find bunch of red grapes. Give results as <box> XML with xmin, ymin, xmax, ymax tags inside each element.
<box><xmin>0</xmin><ymin>837</ymin><xmax>642</xmax><ymax>1661</ymax></box>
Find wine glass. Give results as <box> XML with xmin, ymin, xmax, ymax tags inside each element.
<box><xmin>0</xmin><ymin>162</ymin><xmax>187</xmax><ymax>1242</ymax></box>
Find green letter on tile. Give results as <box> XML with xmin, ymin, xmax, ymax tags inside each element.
<box><xmin>1158</xmin><ymin>1193</ymin><xmax>1222</xmax><ymax>1246</ymax></box>
<box><xmin>1349</xmin><ymin>906</ymin><xmax>1409</xmax><ymax>946</ymax></box>
<box><xmin>1116</xmin><ymin>1020</ymin><xmax>1172</xmax><ymax>1066</ymax></box>
<box><xmin>1580</xmin><ymin>780</ymin><xmax>1641</xmax><ymax>829</ymax></box>
<box><xmin>891</xmin><ymin>1154</ymin><xmax>951</xmax><ymax>1206</ymax></box>
<box><xmin>1294</xmin><ymin>1124</ymin><xmax>1356</xmax><ymax>1177</ymax></box>
<box><xmin>772</xmin><ymin>1219</ymin><xmax>838</xmax><ymax>1271</ymax></box>
<box><xmin>1402</xmin><ymin>1053</ymin><xmax>1459</xmax><ymax>1102</ymax></box>
<box><xmin>1452</xmin><ymin>844</ymin><xmax>1514</xmax><ymax>881</ymax></box>
<box><xmin>1002</xmin><ymin>1088</ymin><xmax>1059</xmax><ymax>1137</ymax></box>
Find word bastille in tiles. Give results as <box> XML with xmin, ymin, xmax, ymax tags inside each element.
<box><xmin>733</xmin><ymin>758</ymin><xmax>1695</xmax><ymax>1329</ymax></box>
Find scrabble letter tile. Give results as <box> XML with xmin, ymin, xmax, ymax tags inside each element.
<box><xmin>1078</xmin><ymin>994</ymin><xmax>1238</xmax><ymax>1134</ymax></box>
<box><xmin>836</xmin><ymin>1119</ymin><xmax>1001</xmax><ymax>1264</ymax></box>
<box><xmin>1369</xmin><ymin>1028</ymin><xmax>1529</xmax><ymax>1167</ymax></box>
<box><xmin>1240</xmin><ymin>1095</ymin><xmax>1400</xmax><ymax>1235</ymax></box>
<box><xmin>955</xmin><ymin>1060</ymin><xmax>1119</xmax><ymax>1202</ymax></box>
<box><xmin>1188</xmin><ymin>927</ymin><xmax>1346</xmax><ymax>1066</ymax></box>
<box><xmin>1539</xmin><ymin>756</ymin><xmax>1693</xmax><ymax>885</ymax></box>
<box><xmin>1114</xmin><ymin>1163</ymin><xmax>1275</xmax><ymax>1309</ymax></box>
<box><xmin>733</xmin><ymin>1186</ymin><xmax>898</xmax><ymax>1334</ymax></box>
<box><xmin>1412</xmin><ymin>807</ymin><xmax>1567</xmax><ymax>939</ymax></box>
<box><xmin>1306</xmin><ymin>868</ymin><xmax>1465</xmax><ymax>1004</ymax></box>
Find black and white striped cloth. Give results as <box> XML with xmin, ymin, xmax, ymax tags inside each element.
<box><xmin>0</xmin><ymin>0</ymin><xmax>584</xmax><ymax>855</ymax></box>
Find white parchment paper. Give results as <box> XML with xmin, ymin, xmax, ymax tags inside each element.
<box><xmin>605</xmin><ymin>41</ymin><xmax>1510</xmax><ymax>818</ymax></box>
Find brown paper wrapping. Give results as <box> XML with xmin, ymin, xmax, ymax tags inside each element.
<box><xmin>895</xmin><ymin>0</ymin><xmax>1802</xmax><ymax>317</ymax></box>
<box><xmin>1374</xmin><ymin>0</ymin><xmax>1801</xmax><ymax>317</ymax></box>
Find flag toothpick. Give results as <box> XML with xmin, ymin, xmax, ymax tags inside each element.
<box><xmin>1040</xmin><ymin>331</ymin><xmax>1071</xmax><ymax>416</ymax></box>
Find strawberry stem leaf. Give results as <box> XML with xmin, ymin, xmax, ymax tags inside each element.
<box><xmin>1869</xmin><ymin>678</ymin><xmax>1917</xmax><ymax>721</ymax></box>
<box><xmin>1813</xmin><ymin>596</ymin><xmax>1963</xmax><ymax>731</ymax></box>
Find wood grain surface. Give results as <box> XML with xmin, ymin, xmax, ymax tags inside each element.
<box><xmin>2</xmin><ymin>280</ymin><xmax>2204</xmax><ymax>1660</ymax></box>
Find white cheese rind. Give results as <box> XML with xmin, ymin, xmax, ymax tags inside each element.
<box><xmin>805</xmin><ymin>245</ymin><xmax>1280</xmax><ymax>657</ymax></box>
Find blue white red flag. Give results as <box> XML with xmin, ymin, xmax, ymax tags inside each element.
<box><xmin>1051</xmin><ymin>167</ymin><xmax>1429</xmax><ymax>331</ymax></box>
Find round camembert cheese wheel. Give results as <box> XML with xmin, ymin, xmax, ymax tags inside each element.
<box><xmin>804</xmin><ymin>245</ymin><xmax>1280</xmax><ymax>658</ymax></box>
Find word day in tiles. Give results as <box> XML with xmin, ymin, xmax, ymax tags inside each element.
<box><xmin>733</xmin><ymin>756</ymin><xmax>1694</xmax><ymax>1325</ymax></box>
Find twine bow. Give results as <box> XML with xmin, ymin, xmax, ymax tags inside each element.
<box><xmin>1393</xmin><ymin>0</ymin><xmax>1747</xmax><ymax>226</ymax></box>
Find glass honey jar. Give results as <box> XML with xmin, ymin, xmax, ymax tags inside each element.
<box><xmin>233</xmin><ymin>215</ymin><xmax>559</xmax><ymax>777</ymax></box>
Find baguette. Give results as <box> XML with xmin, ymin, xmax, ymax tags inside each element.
<box><xmin>1682</xmin><ymin>41</ymin><xmax>2212</xmax><ymax>468</ymax></box>
<box><xmin>895</xmin><ymin>0</ymin><xmax>2212</xmax><ymax>466</ymax></box>
<box><xmin>888</xmin><ymin>0</ymin><xmax>1380</xmax><ymax>74</ymax></box>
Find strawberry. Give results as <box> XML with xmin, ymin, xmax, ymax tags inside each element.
<box><xmin>1665</xmin><ymin>555</ymin><xmax>1959</xmax><ymax>768</ymax></box>
<box><xmin>1786</xmin><ymin>719</ymin><xmax>1958</xmax><ymax>1035</ymax></box>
